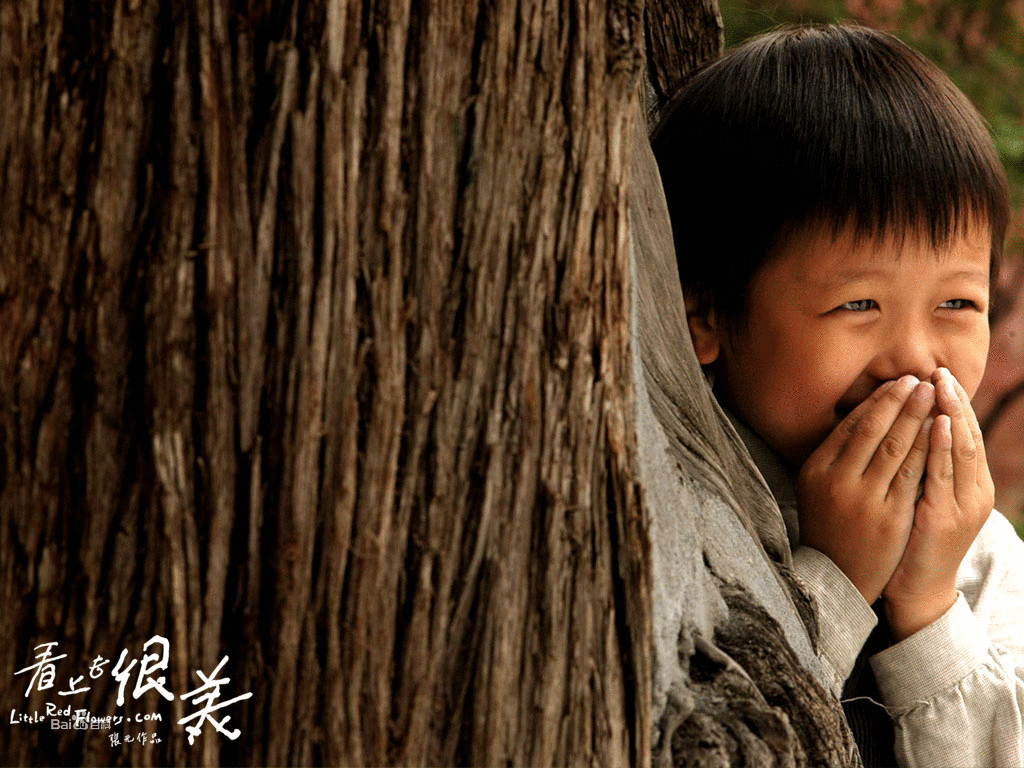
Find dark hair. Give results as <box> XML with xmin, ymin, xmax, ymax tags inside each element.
<box><xmin>651</xmin><ymin>24</ymin><xmax>1009</xmax><ymax>333</ymax></box>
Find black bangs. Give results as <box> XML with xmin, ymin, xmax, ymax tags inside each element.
<box><xmin>652</xmin><ymin>24</ymin><xmax>1009</xmax><ymax>328</ymax></box>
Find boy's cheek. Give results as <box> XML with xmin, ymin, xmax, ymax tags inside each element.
<box><xmin>946</xmin><ymin>343</ymin><xmax>988</xmax><ymax>402</ymax></box>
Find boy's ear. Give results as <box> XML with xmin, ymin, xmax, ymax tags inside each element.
<box><xmin>684</xmin><ymin>298</ymin><xmax>721</xmax><ymax>365</ymax></box>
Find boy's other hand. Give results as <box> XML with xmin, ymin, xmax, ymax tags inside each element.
<box><xmin>881</xmin><ymin>368</ymin><xmax>993</xmax><ymax>640</ymax></box>
<box><xmin>796</xmin><ymin>375</ymin><xmax>935</xmax><ymax>607</ymax></box>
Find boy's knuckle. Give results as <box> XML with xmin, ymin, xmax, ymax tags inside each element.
<box><xmin>879</xmin><ymin>516</ymin><xmax>902</xmax><ymax>538</ymax></box>
<box><xmin>956</xmin><ymin>443</ymin><xmax>978</xmax><ymax>463</ymax></box>
<box><xmin>855</xmin><ymin>413</ymin><xmax>886</xmax><ymax>440</ymax></box>
<box><xmin>823</xmin><ymin>475</ymin><xmax>848</xmax><ymax>504</ymax></box>
<box><xmin>935</xmin><ymin>516</ymin><xmax>959</xmax><ymax>539</ymax></box>
<box><xmin>839</xmin><ymin>419</ymin><xmax>858</xmax><ymax>440</ymax></box>
<box><xmin>805</xmin><ymin>455</ymin><xmax>826</xmax><ymax>475</ymax></box>
<box><xmin>880</xmin><ymin>433</ymin><xmax>906</xmax><ymax>460</ymax></box>
<box><xmin>896</xmin><ymin>460</ymin><xmax>919</xmax><ymax>484</ymax></box>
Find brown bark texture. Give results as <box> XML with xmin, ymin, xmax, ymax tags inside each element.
<box><xmin>642</xmin><ymin>0</ymin><xmax>723</xmax><ymax>123</ymax></box>
<box><xmin>1</xmin><ymin>0</ymin><xmax>650</xmax><ymax>765</ymax></box>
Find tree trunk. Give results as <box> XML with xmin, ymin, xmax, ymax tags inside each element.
<box><xmin>1</xmin><ymin>1</ymin><xmax>857</xmax><ymax>766</ymax></box>
<box><xmin>2</xmin><ymin>0</ymin><xmax>650</xmax><ymax>765</ymax></box>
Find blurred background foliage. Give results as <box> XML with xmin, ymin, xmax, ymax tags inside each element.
<box><xmin>719</xmin><ymin>0</ymin><xmax>1024</xmax><ymax>258</ymax></box>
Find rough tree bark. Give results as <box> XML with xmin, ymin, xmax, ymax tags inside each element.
<box><xmin>2</xmin><ymin>0</ymin><xmax>649</xmax><ymax>765</ymax></box>
<box><xmin>1</xmin><ymin>0</ymin><xmax>858</xmax><ymax>767</ymax></box>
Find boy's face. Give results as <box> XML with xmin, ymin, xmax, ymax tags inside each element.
<box><xmin>705</xmin><ymin>221</ymin><xmax>991</xmax><ymax>467</ymax></box>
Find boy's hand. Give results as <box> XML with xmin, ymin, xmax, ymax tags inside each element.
<box><xmin>882</xmin><ymin>368</ymin><xmax>993</xmax><ymax>640</ymax></box>
<box><xmin>796</xmin><ymin>375</ymin><xmax>935</xmax><ymax>606</ymax></box>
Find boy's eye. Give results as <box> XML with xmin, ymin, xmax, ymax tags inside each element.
<box><xmin>938</xmin><ymin>298</ymin><xmax>976</xmax><ymax>310</ymax></box>
<box><xmin>839</xmin><ymin>299</ymin><xmax>877</xmax><ymax>312</ymax></box>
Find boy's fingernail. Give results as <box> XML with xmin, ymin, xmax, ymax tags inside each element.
<box><xmin>895</xmin><ymin>375</ymin><xmax>919</xmax><ymax>393</ymax></box>
<box><xmin>941</xmin><ymin>378</ymin><xmax>960</xmax><ymax>407</ymax></box>
<box><xmin>912</xmin><ymin>381</ymin><xmax>935</xmax><ymax>400</ymax></box>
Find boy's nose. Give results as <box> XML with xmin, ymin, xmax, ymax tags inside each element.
<box><xmin>873</xmin><ymin>326</ymin><xmax>941</xmax><ymax>383</ymax></box>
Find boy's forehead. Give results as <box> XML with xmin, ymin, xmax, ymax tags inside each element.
<box><xmin>769</xmin><ymin>218</ymin><xmax>994</xmax><ymax>278</ymax></box>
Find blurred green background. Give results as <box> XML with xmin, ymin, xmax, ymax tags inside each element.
<box><xmin>718</xmin><ymin>0</ymin><xmax>1024</xmax><ymax>257</ymax></box>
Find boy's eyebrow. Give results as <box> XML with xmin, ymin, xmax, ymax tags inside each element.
<box><xmin>942</xmin><ymin>269</ymin><xmax>992</xmax><ymax>287</ymax></box>
<box><xmin>811</xmin><ymin>267</ymin><xmax>990</xmax><ymax>289</ymax></box>
<box><xmin>810</xmin><ymin>267</ymin><xmax>890</xmax><ymax>288</ymax></box>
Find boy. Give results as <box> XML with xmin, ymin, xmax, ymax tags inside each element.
<box><xmin>652</xmin><ymin>25</ymin><xmax>1024</xmax><ymax>767</ymax></box>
